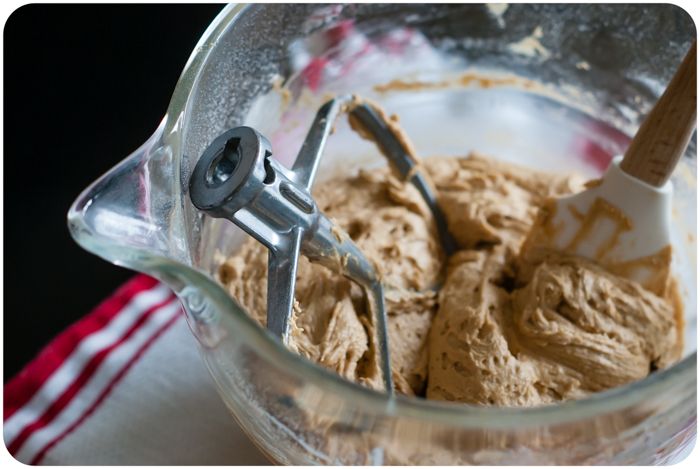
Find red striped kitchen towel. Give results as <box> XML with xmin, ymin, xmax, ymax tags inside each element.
<box><xmin>3</xmin><ymin>275</ymin><xmax>267</xmax><ymax>465</ymax></box>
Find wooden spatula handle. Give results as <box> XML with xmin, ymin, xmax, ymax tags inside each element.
<box><xmin>620</xmin><ymin>41</ymin><xmax>696</xmax><ymax>187</ymax></box>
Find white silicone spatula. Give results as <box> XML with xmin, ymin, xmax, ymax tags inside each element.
<box><xmin>527</xmin><ymin>41</ymin><xmax>696</xmax><ymax>286</ymax></box>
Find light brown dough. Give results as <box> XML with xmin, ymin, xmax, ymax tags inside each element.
<box><xmin>220</xmin><ymin>153</ymin><xmax>682</xmax><ymax>404</ymax></box>
<box><xmin>219</xmin><ymin>167</ymin><xmax>441</xmax><ymax>395</ymax></box>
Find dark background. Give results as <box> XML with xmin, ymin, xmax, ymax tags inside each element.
<box><xmin>4</xmin><ymin>4</ymin><xmax>224</xmax><ymax>380</ymax></box>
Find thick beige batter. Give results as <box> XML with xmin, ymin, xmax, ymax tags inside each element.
<box><xmin>218</xmin><ymin>152</ymin><xmax>682</xmax><ymax>406</ymax></box>
<box><xmin>219</xmin><ymin>167</ymin><xmax>442</xmax><ymax>395</ymax></box>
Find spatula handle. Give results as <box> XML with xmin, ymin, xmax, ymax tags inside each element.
<box><xmin>620</xmin><ymin>41</ymin><xmax>696</xmax><ymax>187</ymax></box>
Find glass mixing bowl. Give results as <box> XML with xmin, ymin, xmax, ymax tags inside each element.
<box><xmin>68</xmin><ymin>4</ymin><xmax>697</xmax><ymax>464</ymax></box>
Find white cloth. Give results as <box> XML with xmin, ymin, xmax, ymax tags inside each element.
<box><xmin>40</xmin><ymin>317</ymin><xmax>268</xmax><ymax>465</ymax></box>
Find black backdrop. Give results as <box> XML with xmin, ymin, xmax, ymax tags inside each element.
<box><xmin>3</xmin><ymin>4</ymin><xmax>224</xmax><ymax>380</ymax></box>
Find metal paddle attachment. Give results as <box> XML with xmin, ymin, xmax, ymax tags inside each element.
<box><xmin>189</xmin><ymin>95</ymin><xmax>456</xmax><ymax>394</ymax></box>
